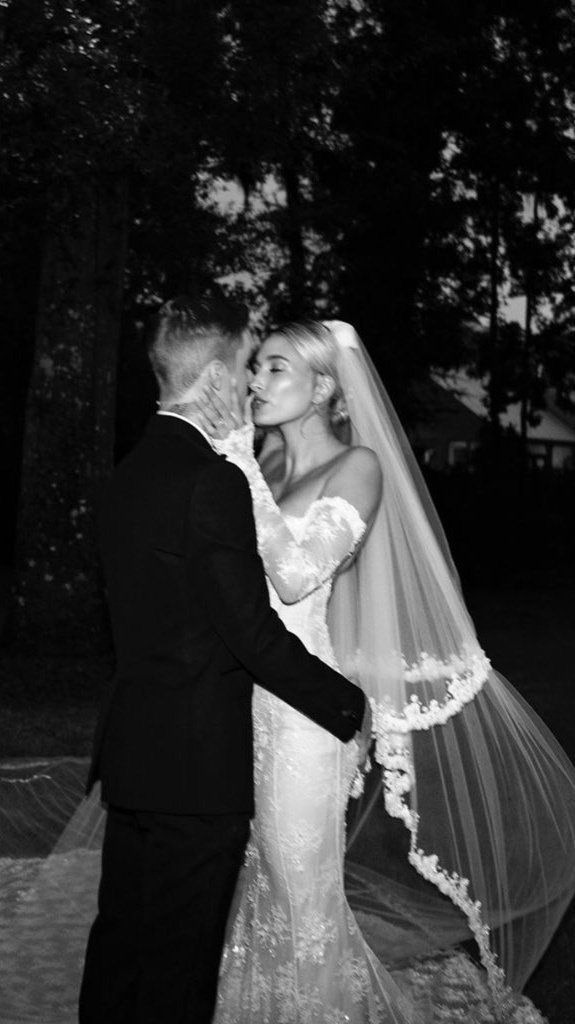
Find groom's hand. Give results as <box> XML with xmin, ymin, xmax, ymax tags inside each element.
<box><xmin>355</xmin><ymin>698</ymin><xmax>372</xmax><ymax>769</ymax></box>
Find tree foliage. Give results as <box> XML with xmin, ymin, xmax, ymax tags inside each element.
<box><xmin>1</xmin><ymin>0</ymin><xmax>574</xmax><ymax>647</ymax></box>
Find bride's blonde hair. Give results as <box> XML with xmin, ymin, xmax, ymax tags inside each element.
<box><xmin>272</xmin><ymin>321</ymin><xmax>349</xmax><ymax>428</ymax></box>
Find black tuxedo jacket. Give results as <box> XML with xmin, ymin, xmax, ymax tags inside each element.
<box><xmin>89</xmin><ymin>414</ymin><xmax>365</xmax><ymax>815</ymax></box>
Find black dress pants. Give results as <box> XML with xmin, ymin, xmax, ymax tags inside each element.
<box><xmin>79</xmin><ymin>805</ymin><xmax>250</xmax><ymax>1024</ymax></box>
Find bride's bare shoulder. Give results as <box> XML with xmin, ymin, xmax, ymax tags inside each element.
<box><xmin>332</xmin><ymin>445</ymin><xmax>381</xmax><ymax>485</ymax></box>
<box><xmin>323</xmin><ymin>445</ymin><xmax>382</xmax><ymax>522</ymax></box>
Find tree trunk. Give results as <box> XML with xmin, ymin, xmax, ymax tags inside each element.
<box><xmin>520</xmin><ymin>193</ymin><xmax>539</xmax><ymax>453</ymax></box>
<box><xmin>10</xmin><ymin>176</ymin><xmax>129</xmax><ymax>652</ymax></box>
<box><xmin>486</xmin><ymin>178</ymin><xmax>503</xmax><ymax>455</ymax></box>
<box><xmin>283</xmin><ymin>161</ymin><xmax>307</xmax><ymax>317</ymax></box>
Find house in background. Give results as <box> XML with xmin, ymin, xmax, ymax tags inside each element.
<box><xmin>411</xmin><ymin>373</ymin><xmax>575</xmax><ymax>471</ymax></box>
<box><xmin>410</xmin><ymin>379</ymin><xmax>484</xmax><ymax>470</ymax></box>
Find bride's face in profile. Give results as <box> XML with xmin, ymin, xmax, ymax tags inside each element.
<box><xmin>250</xmin><ymin>335</ymin><xmax>317</xmax><ymax>428</ymax></box>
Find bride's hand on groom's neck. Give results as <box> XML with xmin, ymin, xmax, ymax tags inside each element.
<box><xmin>190</xmin><ymin>385</ymin><xmax>246</xmax><ymax>440</ymax></box>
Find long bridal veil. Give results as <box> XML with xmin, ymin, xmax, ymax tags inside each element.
<box><xmin>322</xmin><ymin>320</ymin><xmax>575</xmax><ymax>1002</ymax></box>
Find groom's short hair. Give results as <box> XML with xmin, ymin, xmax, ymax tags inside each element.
<box><xmin>148</xmin><ymin>292</ymin><xmax>249</xmax><ymax>405</ymax></box>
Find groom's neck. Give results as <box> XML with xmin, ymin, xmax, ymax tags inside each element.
<box><xmin>159</xmin><ymin>380</ymin><xmax>206</xmax><ymax>419</ymax></box>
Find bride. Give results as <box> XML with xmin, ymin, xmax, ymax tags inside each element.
<box><xmin>195</xmin><ymin>318</ymin><xmax>575</xmax><ymax>1022</ymax></box>
<box><xmin>210</xmin><ymin>320</ymin><xmax>407</xmax><ymax>1023</ymax></box>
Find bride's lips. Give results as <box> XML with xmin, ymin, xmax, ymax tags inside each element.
<box><xmin>252</xmin><ymin>398</ymin><xmax>268</xmax><ymax>411</ymax></box>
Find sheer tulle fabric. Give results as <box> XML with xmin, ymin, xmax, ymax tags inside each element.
<box><xmin>323</xmin><ymin>321</ymin><xmax>575</xmax><ymax>999</ymax></box>
<box><xmin>0</xmin><ymin>759</ymin><xmax>100</xmax><ymax>1024</ymax></box>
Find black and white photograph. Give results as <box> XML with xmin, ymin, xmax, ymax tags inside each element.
<box><xmin>1</xmin><ymin>2</ymin><xmax>575</xmax><ymax>1022</ymax></box>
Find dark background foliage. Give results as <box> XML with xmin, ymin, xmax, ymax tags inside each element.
<box><xmin>0</xmin><ymin>0</ymin><xmax>573</xmax><ymax>638</ymax></box>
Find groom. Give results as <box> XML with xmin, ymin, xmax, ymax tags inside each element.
<box><xmin>80</xmin><ymin>292</ymin><xmax>370</xmax><ymax>1024</ymax></box>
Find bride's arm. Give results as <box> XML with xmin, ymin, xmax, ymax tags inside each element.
<box><xmin>215</xmin><ymin>426</ymin><xmax>382</xmax><ymax>604</ymax></box>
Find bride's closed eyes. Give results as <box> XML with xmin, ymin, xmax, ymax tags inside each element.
<box><xmin>253</xmin><ymin>357</ymin><xmax>289</xmax><ymax>371</ymax></box>
<box><xmin>251</xmin><ymin>358</ymin><xmax>290</xmax><ymax>384</ymax></box>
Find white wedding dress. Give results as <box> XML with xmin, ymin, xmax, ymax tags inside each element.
<box><xmin>215</xmin><ymin>495</ymin><xmax>419</xmax><ymax>1024</ymax></box>
<box><xmin>212</xmin><ymin>428</ymin><xmax>545</xmax><ymax>1024</ymax></box>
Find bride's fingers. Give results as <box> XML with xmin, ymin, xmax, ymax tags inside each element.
<box><xmin>191</xmin><ymin>406</ymin><xmax>213</xmax><ymax>433</ymax></box>
<box><xmin>206</xmin><ymin>389</ymin><xmax>238</xmax><ymax>430</ymax></box>
<box><xmin>197</xmin><ymin>388</ymin><xmax>240</xmax><ymax>438</ymax></box>
<box><xmin>205</xmin><ymin>388</ymin><xmax>231</xmax><ymax>418</ymax></box>
<box><xmin>187</xmin><ymin>390</ymin><xmax>223</xmax><ymax>432</ymax></box>
<box><xmin>228</xmin><ymin>387</ymin><xmax>243</xmax><ymax>426</ymax></box>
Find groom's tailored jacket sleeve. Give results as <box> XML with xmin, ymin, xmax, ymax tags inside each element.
<box><xmin>91</xmin><ymin>414</ymin><xmax>365</xmax><ymax>816</ymax></box>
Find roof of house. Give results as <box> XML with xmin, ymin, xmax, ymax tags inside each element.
<box><xmin>410</xmin><ymin>378</ymin><xmax>485</xmax><ymax>445</ymax></box>
<box><xmin>431</xmin><ymin>373</ymin><xmax>575</xmax><ymax>445</ymax></box>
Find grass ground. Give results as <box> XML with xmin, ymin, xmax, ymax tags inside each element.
<box><xmin>0</xmin><ymin>584</ymin><xmax>574</xmax><ymax>1021</ymax></box>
